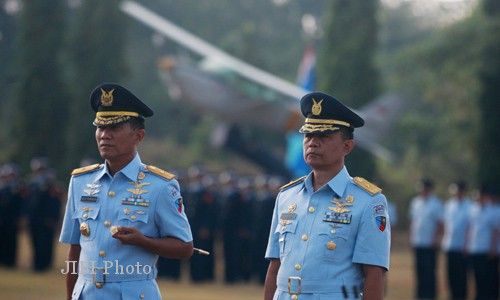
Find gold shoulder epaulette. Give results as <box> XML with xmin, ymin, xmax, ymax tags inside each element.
<box><xmin>353</xmin><ymin>177</ymin><xmax>382</xmax><ymax>196</ymax></box>
<box><xmin>146</xmin><ymin>165</ymin><xmax>175</xmax><ymax>180</ymax></box>
<box><xmin>71</xmin><ymin>164</ymin><xmax>101</xmax><ymax>176</ymax></box>
<box><xmin>280</xmin><ymin>176</ymin><xmax>306</xmax><ymax>192</ymax></box>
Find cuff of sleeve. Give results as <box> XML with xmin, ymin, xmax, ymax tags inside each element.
<box><xmin>352</xmin><ymin>251</ymin><xmax>389</xmax><ymax>271</ymax></box>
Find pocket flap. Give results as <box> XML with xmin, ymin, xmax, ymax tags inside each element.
<box><xmin>73</xmin><ymin>205</ymin><xmax>100</xmax><ymax>220</ymax></box>
<box><xmin>118</xmin><ymin>207</ymin><xmax>149</xmax><ymax>223</ymax></box>
<box><xmin>275</xmin><ymin>220</ymin><xmax>298</xmax><ymax>234</ymax></box>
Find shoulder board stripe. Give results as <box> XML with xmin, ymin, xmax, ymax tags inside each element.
<box><xmin>71</xmin><ymin>164</ymin><xmax>101</xmax><ymax>176</ymax></box>
<box><xmin>353</xmin><ymin>177</ymin><xmax>382</xmax><ymax>196</ymax></box>
<box><xmin>146</xmin><ymin>165</ymin><xmax>175</xmax><ymax>180</ymax></box>
<box><xmin>280</xmin><ymin>176</ymin><xmax>306</xmax><ymax>192</ymax></box>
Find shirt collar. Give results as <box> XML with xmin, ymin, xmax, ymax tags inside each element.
<box><xmin>94</xmin><ymin>153</ymin><xmax>142</xmax><ymax>182</ymax></box>
<box><xmin>326</xmin><ymin>166</ymin><xmax>351</xmax><ymax>197</ymax></box>
<box><xmin>303</xmin><ymin>166</ymin><xmax>351</xmax><ymax>197</ymax></box>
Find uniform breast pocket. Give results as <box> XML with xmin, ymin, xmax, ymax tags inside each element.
<box><xmin>275</xmin><ymin>221</ymin><xmax>298</xmax><ymax>258</ymax></box>
<box><xmin>118</xmin><ymin>207</ymin><xmax>150</xmax><ymax>226</ymax></box>
<box><xmin>318</xmin><ymin>225</ymin><xmax>351</xmax><ymax>262</ymax></box>
<box><xmin>73</xmin><ymin>205</ymin><xmax>101</xmax><ymax>242</ymax></box>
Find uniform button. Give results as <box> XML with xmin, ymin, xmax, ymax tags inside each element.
<box><xmin>139</xmin><ymin>293</ymin><xmax>145</xmax><ymax>299</ymax></box>
<box><xmin>108</xmin><ymin>191</ymin><xmax>115</xmax><ymax>197</ymax></box>
<box><xmin>104</xmin><ymin>220</ymin><xmax>111</xmax><ymax>227</ymax></box>
<box><xmin>308</xmin><ymin>206</ymin><xmax>315</xmax><ymax>213</ymax></box>
<box><xmin>130</xmin><ymin>215</ymin><xmax>137</xmax><ymax>220</ymax></box>
<box><xmin>99</xmin><ymin>250</ymin><xmax>106</xmax><ymax>257</ymax></box>
<box><xmin>82</xmin><ymin>213</ymin><xmax>88</xmax><ymax>219</ymax></box>
<box><xmin>327</xmin><ymin>241</ymin><xmax>337</xmax><ymax>250</ymax></box>
<box><xmin>301</xmin><ymin>234</ymin><xmax>308</xmax><ymax>241</ymax></box>
<box><xmin>294</xmin><ymin>263</ymin><xmax>301</xmax><ymax>270</ymax></box>
<box><xmin>291</xmin><ymin>295</ymin><xmax>298</xmax><ymax>300</ymax></box>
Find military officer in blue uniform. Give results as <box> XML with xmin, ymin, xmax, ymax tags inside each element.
<box><xmin>59</xmin><ymin>83</ymin><xmax>193</xmax><ymax>300</ymax></box>
<box><xmin>466</xmin><ymin>184</ymin><xmax>499</xmax><ymax>300</ymax></box>
<box><xmin>409</xmin><ymin>179</ymin><xmax>444</xmax><ymax>300</ymax></box>
<box><xmin>441</xmin><ymin>181</ymin><xmax>472</xmax><ymax>300</ymax></box>
<box><xmin>264</xmin><ymin>92</ymin><xmax>391</xmax><ymax>300</ymax></box>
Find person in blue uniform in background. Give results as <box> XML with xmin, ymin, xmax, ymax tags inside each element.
<box><xmin>442</xmin><ymin>180</ymin><xmax>472</xmax><ymax>300</ymax></box>
<box><xmin>59</xmin><ymin>83</ymin><xmax>193</xmax><ymax>300</ymax></box>
<box><xmin>409</xmin><ymin>178</ymin><xmax>444</xmax><ymax>300</ymax></box>
<box><xmin>466</xmin><ymin>184</ymin><xmax>499</xmax><ymax>300</ymax></box>
<box><xmin>264</xmin><ymin>92</ymin><xmax>391</xmax><ymax>300</ymax></box>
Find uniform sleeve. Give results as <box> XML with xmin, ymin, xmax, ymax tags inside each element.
<box><xmin>154</xmin><ymin>179</ymin><xmax>193</xmax><ymax>242</ymax></box>
<box><xmin>265</xmin><ymin>194</ymin><xmax>281</xmax><ymax>259</ymax></box>
<box><xmin>59</xmin><ymin>179</ymin><xmax>81</xmax><ymax>244</ymax></box>
<box><xmin>352</xmin><ymin>194</ymin><xmax>391</xmax><ymax>270</ymax></box>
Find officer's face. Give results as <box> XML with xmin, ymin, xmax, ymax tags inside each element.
<box><xmin>303</xmin><ymin>131</ymin><xmax>354</xmax><ymax>171</ymax></box>
<box><xmin>95</xmin><ymin>122</ymin><xmax>144</xmax><ymax>162</ymax></box>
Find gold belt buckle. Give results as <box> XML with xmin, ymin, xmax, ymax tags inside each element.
<box><xmin>288</xmin><ymin>276</ymin><xmax>302</xmax><ymax>298</ymax></box>
<box><xmin>93</xmin><ymin>267</ymin><xmax>106</xmax><ymax>289</ymax></box>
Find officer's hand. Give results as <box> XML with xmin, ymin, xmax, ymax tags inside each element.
<box><xmin>112</xmin><ymin>226</ymin><xmax>145</xmax><ymax>246</ymax></box>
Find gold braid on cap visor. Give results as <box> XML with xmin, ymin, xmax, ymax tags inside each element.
<box><xmin>304</xmin><ymin>118</ymin><xmax>351</xmax><ymax>127</ymax></box>
<box><xmin>299</xmin><ymin>118</ymin><xmax>351</xmax><ymax>133</ymax></box>
<box><xmin>299</xmin><ymin>124</ymin><xmax>340</xmax><ymax>133</ymax></box>
<box><xmin>93</xmin><ymin>112</ymin><xmax>140</xmax><ymax>126</ymax></box>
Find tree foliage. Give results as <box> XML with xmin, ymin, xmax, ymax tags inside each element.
<box><xmin>318</xmin><ymin>0</ymin><xmax>380</xmax><ymax>178</ymax></box>
<box><xmin>12</xmin><ymin>0</ymin><xmax>68</xmax><ymax>172</ymax></box>
<box><xmin>65</xmin><ymin>0</ymin><xmax>127</xmax><ymax>168</ymax></box>
<box><xmin>477</xmin><ymin>0</ymin><xmax>500</xmax><ymax>187</ymax></box>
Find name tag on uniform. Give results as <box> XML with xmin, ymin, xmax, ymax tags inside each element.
<box><xmin>280</xmin><ymin>212</ymin><xmax>297</xmax><ymax>221</ymax></box>
<box><xmin>323</xmin><ymin>211</ymin><xmax>352</xmax><ymax>224</ymax></box>
<box><xmin>80</xmin><ymin>196</ymin><xmax>98</xmax><ymax>202</ymax></box>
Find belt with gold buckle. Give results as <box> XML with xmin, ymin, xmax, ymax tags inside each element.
<box><xmin>93</xmin><ymin>267</ymin><xmax>106</xmax><ymax>288</ymax></box>
<box><xmin>288</xmin><ymin>276</ymin><xmax>302</xmax><ymax>298</ymax></box>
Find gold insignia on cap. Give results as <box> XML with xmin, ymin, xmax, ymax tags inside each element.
<box><xmin>311</xmin><ymin>98</ymin><xmax>323</xmax><ymax>116</ymax></box>
<box><xmin>80</xmin><ymin>222</ymin><xmax>90</xmax><ymax>237</ymax></box>
<box><xmin>100</xmin><ymin>88</ymin><xmax>114</xmax><ymax>106</ymax></box>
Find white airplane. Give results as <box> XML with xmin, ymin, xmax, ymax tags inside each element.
<box><xmin>120</xmin><ymin>1</ymin><xmax>404</xmax><ymax>175</ymax></box>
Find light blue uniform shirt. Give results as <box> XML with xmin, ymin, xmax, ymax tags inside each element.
<box><xmin>59</xmin><ymin>153</ymin><xmax>192</xmax><ymax>300</ymax></box>
<box><xmin>387</xmin><ymin>201</ymin><xmax>398</xmax><ymax>227</ymax></box>
<box><xmin>467</xmin><ymin>202</ymin><xmax>500</xmax><ymax>254</ymax></box>
<box><xmin>441</xmin><ymin>197</ymin><xmax>472</xmax><ymax>252</ymax></box>
<box><xmin>409</xmin><ymin>195</ymin><xmax>443</xmax><ymax>247</ymax></box>
<box><xmin>265</xmin><ymin>167</ymin><xmax>390</xmax><ymax>300</ymax></box>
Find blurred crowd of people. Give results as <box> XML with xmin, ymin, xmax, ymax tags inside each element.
<box><xmin>409</xmin><ymin>179</ymin><xmax>499</xmax><ymax>300</ymax></box>
<box><xmin>157</xmin><ymin>166</ymin><xmax>285</xmax><ymax>284</ymax></box>
<box><xmin>2</xmin><ymin>158</ymin><xmax>498</xmax><ymax>297</ymax></box>
<box><xmin>0</xmin><ymin>158</ymin><xmax>63</xmax><ymax>272</ymax></box>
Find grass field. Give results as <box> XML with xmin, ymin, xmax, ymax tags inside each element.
<box><xmin>0</xmin><ymin>231</ymin><xmax>462</xmax><ymax>300</ymax></box>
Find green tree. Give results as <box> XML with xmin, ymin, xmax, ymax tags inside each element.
<box><xmin>13</xmin><ymin>0</ymin><xmax>68</xmax><ymax>172</ymax></box>
<box><xmin>0</xmin><ymin>7</ymin><xmax>19</xmax><ymax>160</ymax></box>
<box><xmin>477</xmin><ymin>0</ymin><xmax>500</xmax><ymax>186</ymax></box>
<box><xmin>65</xmin><ymin>0</ymin><xmax>127</xmax><ymax>167</ymax></box>
<box><xmin>318</xmin><ymin>0</ymin><xmax>380</xmax><ymax>178</ymax></box>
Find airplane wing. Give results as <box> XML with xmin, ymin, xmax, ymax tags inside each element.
<box><xmin>121</xmin><ymin>0</ymin><xmax>306</xmax><ymax>100</ymax></box>
<box><xmin>121</xmin><ymin>1</ymin><xmax>404</xmax><ymax>163</ymax></box>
